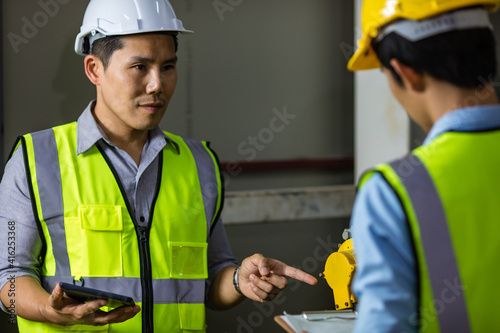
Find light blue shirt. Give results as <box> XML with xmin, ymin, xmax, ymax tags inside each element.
<box><xmin>0</xmin><ymin>101</ymin><xmax>237</xmax><ymax>311</ymax></box>
<box><xmin>351</xmin><ymin>104</ymin><xmax>500</xmax><ymax>332</ymax></box>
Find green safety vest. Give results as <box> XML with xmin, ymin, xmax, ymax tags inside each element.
<box><xmin>359</xmin><ymin>129</ymin><xmax>500</xmax><ymax>332</ymax></box>
<box><xmin>13</xmin><ymin>122</ymin><xmax>223</xmax><ymax>332</ymax></box>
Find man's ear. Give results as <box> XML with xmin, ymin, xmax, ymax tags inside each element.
<box><xmin>84</xmin><ymin>55</ymin><xmax>102</xmax><ymax>86</ymax></box>
<box><xmin>390</xmin><ymin>58</ymin><xmax>425</xmax><ymax>92</ymax></box>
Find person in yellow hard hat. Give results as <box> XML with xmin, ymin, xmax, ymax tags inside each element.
<box><xmin>0</xmin><ymin>1</ymin><xmax>317</xmax><ymax>332</ymax></box>
<box><xmin>347</xmin><ymin>0</ymin><xmax>500</xmax><ymax>332</ymax></box>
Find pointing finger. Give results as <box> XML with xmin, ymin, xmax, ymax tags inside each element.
<box><xmin>279</xmin><ymin>265</ymin><xmax>318</xmax><ymax>286</ymax></box>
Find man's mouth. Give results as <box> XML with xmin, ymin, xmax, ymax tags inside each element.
<box><xmin>139</xmin><ymin>101</ymin><xmax>165</xmax><ymax>113</ymax></box>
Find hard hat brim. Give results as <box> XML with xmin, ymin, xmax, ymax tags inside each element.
<box><xmin>74</xmin><ymin>28</ymin><xmax>193</xmax><ymax>56</ymax></box>
<box><xmin>347</xmin><ymin>37</ymin><xmax>382</xmax><ymax>72</ymax></box>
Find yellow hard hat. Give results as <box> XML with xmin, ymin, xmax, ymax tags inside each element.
<box><xmin>348</xmin><ymin>0</ymin><xmax>500</xmax><ymax>71</ymax></box>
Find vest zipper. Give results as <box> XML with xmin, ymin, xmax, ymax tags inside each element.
<box><xmin>137</xmin><ymin>225</ymin><xmax>154</xmax><ymax>333</ymax></box>
<box><xmin>96</xmin><ymin>141</ymin><xmax>160</xmax><ymax>333</ymax></box>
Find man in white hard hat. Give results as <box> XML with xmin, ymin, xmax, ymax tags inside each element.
<box><xmin>0</xmin><ymin>1</ymin><xmax>317</xmax><ymax>332</ymax></box>
<box><xmin>346</xmin><ymin>0</ymin><xmax>500</xmax><ymax>332</ymax></box>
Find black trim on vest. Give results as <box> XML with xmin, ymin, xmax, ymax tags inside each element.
<box><xmin>17</xmin><ymin>136</ymin><xmax>48</xmax><ymax>267</ymax></box>
<box><xmin>370</xmin><ymin>169</ymin><xmax>422</xmax><ymax>330</ymax></box>
<box><xmin>96</xmin><ymin>140</ymin><xmax>155</xmax><ymax>333</ymax></box>
<box><xmin>149</xmin><ymin>149</ymin><xmax>163</xmax><ymax>228</ymax></box>
<box><xmin>7</xmin><ymin>137</ymin><xmax>21</xmax><ymax>162</ymax></box>
<box><xmin>4</xmin><ymin>136</ymin><xmax>23</xmax><ymax>175</ymax></box>
<box><xmin>205</xmin><ymin>142</ymin><xmax>224</xmax><ymax>236</ymax></box>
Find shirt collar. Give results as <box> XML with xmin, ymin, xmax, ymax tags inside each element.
<box><xmin>423</xmin><ymin>104</ymin><xmax>500</xmax><ymax>146</ymax></box>
<box><xmin>76</xmin><ymin>100</ymin><xmax>180</xmax><ymax>155</ymax></box>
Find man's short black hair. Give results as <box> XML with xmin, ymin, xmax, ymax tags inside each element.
<box><xmin>90</xmin><ymin>32</ymin><xmax>179</xmax><ymax>69</ymax></box>
<box><xmin>372</xmin><ymin>28</ymin><xmax>497</xmax><ymax>90</ymax></box>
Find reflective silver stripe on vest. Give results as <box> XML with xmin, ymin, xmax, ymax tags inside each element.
<box><xmin>390</xmin><ymin>156</ymin><xmax>471</xmax><ymax>332</ymax></box>
<box><xmin>183</xmin><ymin>138</ymin><xmax>219</xmax><ymax>233</ymax></box>
<box><xmin>42</xmin><ymin>276</ymin><xmax>205</xmax><ymax>304</ymax></box>
<box><xmin>31</xmin><ymin>129</ymin><xmax>72</xmax><ymax>277</ymax></box>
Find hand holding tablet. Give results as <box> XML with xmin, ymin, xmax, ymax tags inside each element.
<box><xmin>59</xmin><ymin>282</ymin><xmax>135</xmax><ymax>309</ymax></box>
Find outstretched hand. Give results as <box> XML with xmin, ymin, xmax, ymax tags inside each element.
<box><xmin>238</xmin><ymin>253</ymin><xmax>317</xmax><ymax>302</ymax></box>
<box><xmin>47</xmin><ymin>284</ymin><xmax>140</xmax><ymax>326</ymax></box>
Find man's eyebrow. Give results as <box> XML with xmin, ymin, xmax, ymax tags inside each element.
<box><xmin>130</xmin><ymin>56</ymin><xmax>178</xmax><ymax>64</ymax></box>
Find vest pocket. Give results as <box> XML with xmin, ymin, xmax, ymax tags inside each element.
<box><xmin>65</xmin><ymin>205</ymin><xmax>123</xmax><ymax>277</ymax></box>
<box><xmin>179</xmin><ymin>303</ymin><xmax>206</xmax><ymax>331</ymax></box>
<box><xmin>169</xmin><ymin>242</ymin><xmax>208</xmax><ymax>279</ymax></box>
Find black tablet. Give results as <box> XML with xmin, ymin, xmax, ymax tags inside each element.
<box><xmin>59</xmin><ymin>282</ymin><xmax>135</xmax><ymax>309</ymax></box>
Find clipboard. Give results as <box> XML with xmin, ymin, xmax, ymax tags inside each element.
<box><xmin>274</xmin><ymin>310</ymin><xmax>356</xmax><ymax>333</ymax></box>
<box><xmin>274</xmin><ymin>315</ymin><xmax>297</xmax><ymax>333</ymax></box>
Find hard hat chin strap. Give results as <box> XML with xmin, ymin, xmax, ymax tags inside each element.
<box><xmin>375</xmin><ymin>7</ymin><xmax>493</xmax><ymax>43</ymax></box>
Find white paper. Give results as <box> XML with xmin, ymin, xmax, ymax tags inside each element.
<box><xmin>281</xmin><ymin>311</ymin><xmax>356</xmax><ymax>333</ymax></box>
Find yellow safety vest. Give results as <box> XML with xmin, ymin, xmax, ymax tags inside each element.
<box><xmin>13</xmin><ymin>122</ymin><xmax>223</xmax><ymax>332</ymax></box>
<box><xmin>360</xmin><ymin>129</ymin><xmax>500</xmax><ymax>332</ymax></box>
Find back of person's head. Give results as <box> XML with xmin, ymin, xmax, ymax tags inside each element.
<box><xmin>372</xmin><ymin>25</ymin><xmax>497</xmax><ymax>89</ymax></box>
<box><xmin>348</xmin><ymin>0</ymin><xmax>500</xmax><ymax>85</ymax></box>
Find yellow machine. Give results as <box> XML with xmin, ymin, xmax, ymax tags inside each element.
<box><xmin>322</xmin><ymin>229</ymin><xmax>357</xmax><ymax>310</ymax></box>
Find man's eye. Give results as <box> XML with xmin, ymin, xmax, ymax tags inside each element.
<box><xmin>134</xmin><ymin>65</ymin><xmax>146</xmax><ymax>70</ymax></box>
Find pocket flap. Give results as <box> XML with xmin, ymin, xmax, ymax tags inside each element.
<box><xmin>79</xmin><ymin>205</ymin><xmax>123</xmax><ymax>231</ymax></box>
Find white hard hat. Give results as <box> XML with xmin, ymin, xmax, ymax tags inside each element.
<box><xmin>75</xmin><ymin>0</ymin><xmax>193</xmax><ymax>56</ymax></box>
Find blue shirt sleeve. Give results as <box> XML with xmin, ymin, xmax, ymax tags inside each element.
<box><xmin>350</xmin><ymin>173</ymin><xmax>418</xmax><ymax>333</ymax></box>
<box><xmin>0</xmin><ymin>148</ymin><xmax>44</xmax><ymax>312</ymax></box>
